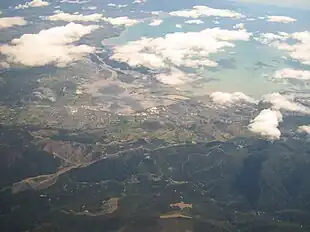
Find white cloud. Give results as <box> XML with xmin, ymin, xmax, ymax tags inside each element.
<box><xmin>155</xmin><ymin>68</ymin><xmax>192</xmax><ymax>85</ymax></box>
<box><xmin>278</xmin><ymin>32</ymin><xmax>290</xmax><ymax>37</ymax></box>
<box><xmin>102</xmin><ymin>17</ymin><xmax>140</xmax><ymax>26</ymax></box>
<box><xmin>256</xmin><ymin>31</ymin><xmax>310</xmax><ymax>65</ymax></box>
<box><xmin>47</xmin><ymin>11</ymin><xmax>103</xmax><ymax>22</ymax></box>
<box><xmin>185</xmin><ymin>19</ymin><xmax>204</xmax><ymax>24</ymax></box>
<box><xmin>297</xmin><ymin>125</ymin><xmax>310</xmax><ymax>134</ymax></box>
<box><xmin>108</xmin><ymin>3</ymin><xmax>128</xmax><ymax>8</ymax></box>
<box><xmin>233</xmin><ymin>23</ymin><xmax>245</xmax><ymax>29</ymax></box>
<box><xmin>0</xmin><ymin>61</ymin><xmax>10</xmax><ymax>69</ymax></box>
<box><xmin>255</xmin><ymin>32</ymin><xmax>289</xmax><ymax>45</ymax></box>
<box><xmin>210</xmin><ymin>91</ymin><xmax>257</xmax><ymax>106</ymax></box>
<box><xmin>149</xmin><ymin>19</ymin><xmax>163</xmax><ymax>26</ymax></box>
<box><xmin>107</xmin><ymin>28</ymin><xmax>252</xmax><ymax>75</ymax></box>
<box><xmin>267</xmin><ymin>15</ymin><xmax>297</xmax><ymax>23</ymax></box>
<box><xmin>60</xmin><ymin>0</ymin><xmax>89</xmax><ymax>3</ymax></box>
<box><xmin>176</xmin><ymin>24</ymin><xmax>182</xmax><ymax>28</ymax></box>
<box><xmin>133</xmin><ymin>0</ymin><xmax>147</xmax><ymax>3</ymax></box>
<box><xmin>248</xmin><ymin>109</ymin><xmax>282</xmax><ymax>140</ymax></box>
<box><xmin>15</xmin><ymin>0</ymin><xmax>49</xmax><ymax>9</ymax></box>
<box><xmin>117</xmin><ymin>4</ymin><xmax>128</xmax><ymax>8</ymax></box>
<box><xmin>151</xmin><ymin>11</ymin><xmax>162</xmax><ymax>15</ymax></box>
<box><xmin>0</xmin><ymin>17</ymin><xmax>27</xmax><ymax>29</ymax></box>
<box><xmin>262</xmin><ymin>92</ymin><xmax>310</xmax><ymax>114</ymax></box>
<box><xmin>282</xmin><ymin>31</ymin><xmax>310</xmax><ymax>65</ymax></box>
<box><xmin>0</xmin><ymin>23</ymin><xmax>99</xmax><ymax>67</ymax></box>
<box><xmin>86</xmin><ymin>6</ymin><xmax>97</xmax><ymax>10</ymax></box>
<box><xmin>110</xmin><ymin>43</ymin><xmax>167</xmax><ymax>69</ymax></box>
<box><xmin>169</xmin><ymin>5</ymin><xmax>244</xmax><ymax>19</ymax></box>
<box><xmin>274</xmin><ymin>68</ymin><xmax>310</xmax><ymax>81</ymax></box>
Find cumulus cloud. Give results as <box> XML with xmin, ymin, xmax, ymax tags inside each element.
<box><xmin>102</xmin><ymin>16</ymin><xmax>140</xmax><ymax>26</ymax></box>
<box><xmin>108</xmin><ymin>3</ymin><xmax>128</xmax><ymax>8</ymax></box>
<box><xmin>169</xmin><ymin>5</ymin><xmax>244</xmax><ymax>19</ymax></box>
<box><xmin>297</xmin><ymin>125</ymin><xmax>310</xmax><ymax>134</ymax></box>
<box><xmin>248</xmin><ymin>109</ymin><xmax>282</xmax><ymax>140</ymax></box>
<box><xmin>15</xmin><ymin>0</ymin><xmax>49</xmax><ymax>9</ymax></box>
<box><xmin>0</xmin><ymin>23</ymin><xmax>99</xmax><ymax>67</ymax></box>
<box><xmin>107</xmin><ymin>28</ymin><xmax>252</xmax><ymax>76</ymax></box>
<box><xmin>267</xmin><ymin>15</ymin><xmax>296</xmax><ymax>23</ymax></box>
<box><xmin>256</xmin><ymin>31</ymin><xmax>310</xmax><ymax>66</ymax></box>
<box><xmin>0</xmin><ymin>17</ymin><xmax>27</xmax><ymax>29</ymax></box>
<box><xmin>151</xmin><ymin>11</ymin><xmax>162</xmax><ymax>15</ymax></box>
<box><xmin>185</xmin><ymin>19</ymin><xmax>204</xmax><ymax>24</ymax></box>
<box><xmin>47</xmin><ymin>11</ymin><xmax>103</xmax><ymax>22</ymax></box>
<box><xmin>210</xmin><ymin>91</ymin><xmax>257</xmax><ymax>106</ymax></box>
<box><xmin>60</xmin><ymin>0</ymin><xmax>89</xmax><ymax>3</ymax></box>
<box><xmin>0</xmin><ymin>61</ymin><xmax>10</xmax><ymax>69</ymax></box>
<box><xmin>48</xmin><ymin>11</ymin><xmax>138</xmax><ymax>27</ymax></box>
<box><xmin>133</xmin><ymin>0</ymin><xmax>147</xmax><ymax>3</ymax></box>
<box><xmin>262</xmin><ymin>92</ymin><xmax>310</xmax><ymax>114</ymax></box>
<box><xmin>274</xmin><ymin>68</ymin><xmax>310</xmax><ymax>81</ymax></box>
<box><xmin>255</xmin><ymin>32</ymin><xmax>289</xmax><ymax>44</ymax></box>
<box><xmin>85</xmin><ymin>6</ymin><xmax>97</xmax><ymax>10</ymax></box>
<box><xmin>149</xmin><ymin>19</ymin><xmax>163</xmax><ymax>26</ymax></box>
<box><xmin>176</xmin><ymin>24</ymin><xmax>182</xmax><ymax>28</ymax></box>
<box><xmin>233</xmin><ymin>23</ymin><xmax>245</xmax><ymax>29</ymax></box>
<box><xmin>278</xmin><ymin>31</ymin><xmax>310</xmax><ymax>65</ymax></box>
<box><xmin>155</xmin><ymin>68</ymin><xmax>193</xmax><ymax>85</ymax></box>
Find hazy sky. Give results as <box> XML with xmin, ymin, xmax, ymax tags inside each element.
<box><xmin>236</xmin><ymin>0</ymin><xmax>310</xmax><ymax>8</ymax></box>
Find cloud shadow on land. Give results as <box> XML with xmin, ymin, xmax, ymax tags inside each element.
<box><xmin>233</xmin><ymin>141</ymin><xmax>269</xmax><ymax>209</ymax></box>
<box><xmin>0</xmin><ymin>66</ymin><xmax>57</xmax><ymax>107</ymax></box>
